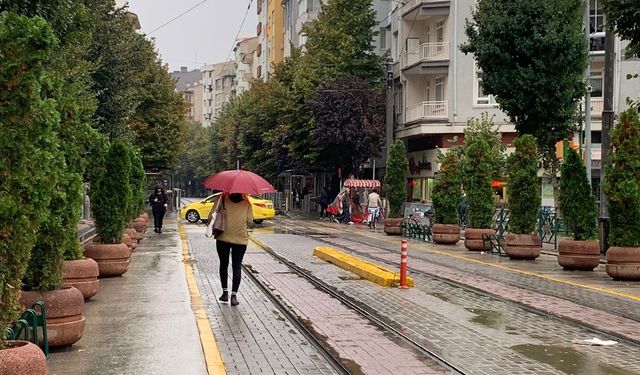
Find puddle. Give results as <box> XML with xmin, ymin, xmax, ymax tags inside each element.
<box><xmin>466</xmin><ymin>308</ymin><xmax>507</xmax><ymax>330</ymax></box>
<box><xmin>512</xmin><ymin>344</ymin><xmax>637</xmax><ymax>375</ymax></box>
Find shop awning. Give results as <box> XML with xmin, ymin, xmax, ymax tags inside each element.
<box><xmin>343</xmin><ymin>179</ymin><xmax>381</xmax><ymax>188</ymax></box>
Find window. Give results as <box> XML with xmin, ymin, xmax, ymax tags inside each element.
<box><xmin>426</xmin><ymin>81</ymin><xmax>431</xmax><ymax>101</ymax></box>
<box><xmin>475</xmin><ymin>71</ymin><xmax>497</xmax><ymax>105</ymax></box>
<box><xmin>435</xmin><ymin>77</ymin><xmax>445</xmax><ymax>102</ymax></box>
<box><xmin>590</xmin><ymin>0</ymin><xmax>605</xmax><ymax>33</ymax></box>
<box><xmin>379</xmin><ymin>28</ymin><xmax>387</xmax><ymax>50</ymax></box>
<box><xmin>215</xmin><ymin>79</ymin><xmax>221</xmax><ymax>90</ymax></box>
<box><xmin>591</xmin><ymin>131</ymin><xmax>602</xmax><ymax>144</ymax></box>
<box><xmin>436</xmin><ymin>20</ymin><xmax>445</xmax><ymax>52</ymax></box>
<box><xmin>590</xmin><ymin>74</ymin><xmax>603</xmax><ymax>97</ymax></box>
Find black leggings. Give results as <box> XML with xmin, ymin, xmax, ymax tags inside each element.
<box><xmin>153</xmin><ymin>209</ymin><xmax>166</xmax><ymax>229</ymax></box>
<box><xmin>216</xmin><ymin>240</ymin><xmax>247</xmax><ymax>293</ymax></box>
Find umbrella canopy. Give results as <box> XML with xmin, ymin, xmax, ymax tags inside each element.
<box><xmin>343</xmin><ymin>179</ymin><xmax>381</xmax><ymax>188</ymax></box>
<box><xmin>203</xmin><ymin>170</ymin><xmax>276</xmax><ymax>195</ymax></box>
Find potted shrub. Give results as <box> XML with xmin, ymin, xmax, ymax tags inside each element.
<box><xmin>462</xmin><ymin>114</ymin><xmax>505</xmax><ymax>250</ymax></box>
<box><xmin>557</xmin><ymin>147</ymin><xmax>599</xmax><ymax>270</ymax></box>
<box><xmin>84</xmin><ymin>141</ymin><xmax>133</xmax><ymax>277</ymax></box>
<box><xmin>505</xmin><ymin>135</ymin><xmax>542</xmax><ymax>259</ymax></box>
<box><xmin>384</xmin><ymin>139</ymin><xmax>409</xmax><ymax>235</ymax></box>
<box><xmin>432</xmin><ymin>148</ymin><xmax>463</xmax><ymax>244</ymax></box>
<box><xmin>129</xmin><ymin>148</ymin><xmax>148</xmax><ymax>239</ymax></box>
<box><xmin>0</xmin><ymin>12</ymin><xmax>53</xmax><ymax>370</ymax></box>
<box><xmin>605</xmin><ymin>109</ymin><xmax>640</xmax><ymax>280</ymax></box>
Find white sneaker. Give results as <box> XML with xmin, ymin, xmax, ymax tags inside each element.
<box><xmin>348</xmin><ymin>221</ymin><xmax>354</xmax><ymax>225</ymax></box>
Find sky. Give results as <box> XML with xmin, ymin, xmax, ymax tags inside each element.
<box><xmin>127</xmin><ymin>0</ymin><xmax>258</xmax><ymax>72</ymax></box>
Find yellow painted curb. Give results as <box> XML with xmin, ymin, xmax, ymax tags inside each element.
<box><xmin>178</xmin><ymin>224</ymin><xmax>227</xmax><ymax>375</ymax></box>
<box><xmin>313</xmin><ymin>246</ymin><xmax>414</xmax><ymax>288</ymax></box>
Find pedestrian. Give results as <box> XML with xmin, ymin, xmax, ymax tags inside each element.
<box><xmin>342</xmin><ymin>188</ymin><xmax>353</xmax><ymax>225</ymax></box>
<box><xmin>211</xmin><ymin>193</ymin><xmax>253</xmax><ymax>306</ymax></box>
<box><xmin>366</xmin><ymin>188</ymin><xmax>383</xmax><ymax>228</ymax></box>
<box><xmin>318</xmin><ymin>188</ymin><xmax>329</xmax><ymax>220</ymax></box>
<box><xmin>148</xmin><ymin>186</ymin><xmax>169</xmax><ymax>233</ymax></box>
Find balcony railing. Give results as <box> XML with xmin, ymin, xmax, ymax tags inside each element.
<box><xmin>402</xmin><ymin>42</ymin><xmax>449</xmax><ymax>68</ymax></box>
<box><xmin>406</xmin><ymin>101</ymin><xmax>448</xmax><ymax>122</ymax></box>
<box><xmin>590</xmin><ymin>32</ymin><xmax>605</xmax><ymax>54</ymax></box>
<box><xmin>590</xmin><ymin>97</ymin><xmax>604</xmax><ymax>117</ymax></box>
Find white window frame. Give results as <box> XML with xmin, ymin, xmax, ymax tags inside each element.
<box><xmin>436</xmin><ymin>20</ymin><xmax>445</xmax><ymax>52</ymax></box>
<box><xmin>435</xmin><ymin>76</ymin><xmax>445</xmax><ymax>102</ymax></box>
<box><xmin>474</xmin><ymin>68</ymin><xmax>497</xmax><ymax>106</ymax></box>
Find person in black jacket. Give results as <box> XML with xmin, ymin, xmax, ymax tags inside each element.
<box><xmin>149</xmin><ymin>186</ymin><xmax>169</xmax><ymax>233</ymax></box>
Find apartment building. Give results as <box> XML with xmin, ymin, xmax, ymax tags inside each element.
<box><xmin>170</xmin><ymin>67</ymin><xmax>204</xmax><ymax>124</ymax></box>
<box><xmin>256</xmin><ymin>0</ymin><xmax>269</xmax><ymax>80</ymax></box>
<box><xmin>234</xmin><ymin>37</ymin><xmax>259</xmax><ymax>96</ymax></box>
<box><xmin>201</xmin><ymin>62</ymin><xmax>235</xmax><ymax>127</ymax></box>
<box><xmin>267</xmin><ymin>1</ymin><xmax>285</xmax><ymax>69</ymax></box>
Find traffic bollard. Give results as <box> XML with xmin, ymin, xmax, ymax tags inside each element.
<box><xmin>399</xmin><ymin>240</ymin><xmax>408</xmax><ymax>289</ymax></box>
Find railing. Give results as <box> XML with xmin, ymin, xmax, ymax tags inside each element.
<box><xmin>591</xmin><ymin>97</ymin><xmax>604</xmax><ymax>117</ymax></box>
<box><xmin>405</xmin><ymin>101</ymin><xmax>448</xmax><ymax>122</ymax></box>
<box><xmin>402</xmin><ymin>42</ymin><xmax>449</xmax><ymax>68</ymax></box>
<box><xmin>590</xmin><ymin>32</ymin><xmax>605</xmax><ymax>54</ymax></box>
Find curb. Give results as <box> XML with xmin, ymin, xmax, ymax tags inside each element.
<box><xmin>313</xmin><ymin>246</ymin><xmax>414</xmax><ymax>288</ymax></box>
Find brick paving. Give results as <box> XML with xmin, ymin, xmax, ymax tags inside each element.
<box><xmin>186</xmin><ymin>227</ymin><xmax>337</xmax><ymax>375</ymax></box>
<box><xmin>253</xmin><ymin>231</ymin><xmax>640</xmax><ymax>375</ymax></box>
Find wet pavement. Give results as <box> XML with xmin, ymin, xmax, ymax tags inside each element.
<box><xmin>48</xmin><ymin>215</ymin><xmax>207</xmax><ymax>375</ymax></box>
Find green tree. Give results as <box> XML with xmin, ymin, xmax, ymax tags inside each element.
<box><xmin>92</xmin><ymin>141</ymin><xmax>132</xmax><ymax>244</ymax></box>
<box><xmin>559</xmin><ymin>148</ymin><xmax>598</xmax><ymax>241</ymax></box>
<box><xmin>433</xmin><ymin>149</ymin><xmax>463</xmax><ymax>225</ymax></box>
<box><xmin>462</xmin><ymin>114</ymin><xmax>505</xmax><ymax>228</ymax></box>
<box><xmin>0</xmin><ymin>11</ymin><xmax>59</xmax><ymax>341</ymax></box>
<box><xmin>603</xmin><ymin>0</ymin><xmax>640</xmax><ymax>58</ymax></box>
<box><xmin>604</xmin><ymin>109</ymin><xmax>640</xmax><ymax>247</ymax></box>
<box><xmin>385</xmin><ymin>140</ymin><xmax>409</xmax><ymax>218</ymax></box>
<box><xmin>461</xmin><ymin>0</ymin><xmax>588</xmax><ymax>155</ymax></box>
<box><xmin>507</xmin><ymin>135</ymin><xmax>540</xmax><ymax>234</ymax></box>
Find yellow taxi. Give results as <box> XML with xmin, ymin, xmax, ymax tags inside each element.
<box><xmin>181</xmin><ymin>193</ymin><xmax>276</xmax><ymax>224</ymax></box>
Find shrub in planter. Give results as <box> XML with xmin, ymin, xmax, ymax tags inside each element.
<box><xmin>432</xmin><ymin>148</ymin><xmax>463</xmax><ymax>245</ymax></box>
<box><xmin>604</xmin><ymin>109</ymin><xmax>640</xmax><ymax>280</ymax></box>
<box><xmin>383</xmin><ymin>140</ymin><xmax>409</xmax><ymax>235</ymax></box>
<box><xmin>462</xmin><ymin>114</ymin><xmax>505</xmax><ymax>250</ymax></box>
<box><xmin>557</xmin><ymin>148</ymin><xmax>599</xmax><ymax>270</ymax></box>
<box><xmin>505</xmin><ymin>135</ymin><xmax>541</xmax><ymax>259</ymax></box>
<box><xmin>0</xmin><ymin>12</ymin><xmax>59</xmax><ymax>350</ymax></box>
<box><xmin>130</xmin><ymin>149</ymin><xmax>146</xmax><ymax>219</ymax></box>
<box><xmin>85</xmin><ymin>141</ymin><xmax>133</xmax><ymax>277</ymax></box>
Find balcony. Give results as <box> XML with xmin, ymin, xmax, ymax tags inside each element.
<box><xmin>590</xmin><ymin>32</ymin><xmax>605</xmax><ymax>55</ymax></box>
<box><xmin>405</xmin><ymin>101</ymin><xmax>448</xmax><ymax>123</ymax></box>
<box><xmin>401</xmin><ymin>43</ymin><xmax>450</xmax><ymax>74</ymax></box>
<box><xmin>590</xmin><ymin>97</ymin><xmax>603</xmax><ymax>118</ymax></box>
<box><xmin>402</xmin><ymin>0</ymin><xmax>450</xmax><ymax>18</ymax></box>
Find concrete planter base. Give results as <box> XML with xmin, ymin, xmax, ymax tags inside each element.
<box><xmin>505</xmin><ymin>234</ymin><xmax>541</xmax><ymax>260</ymax></box>
<box><xmin>383</xmin><ymin>218</ymin><xmax>403</xmax><ymax>236</ymax></box>
<box><xmin>557</xmin><ymin>239</ymin><xmax>600</xmax><ymax>271</ymax></box>
<box><xmin>0</xmin><ymin>341</ymin><xmax>47</xmax><ymax>374</ymax></box>
<box><xmin>606</xmin><ymin>247</ymin><xmax>640</xmax><ymax>280</ymax></box>
<box><xmin>464</xmin><ymin>228</ymin><xmax>495</xmax><ymax>251</ymax></box>
<box><xmin>432</xmin><ymin>224</ymin><xmax>460</xmax><ymax>245</ymax></box>
<box><xmin>84</xmin><ymin>242</ymin><xmax>131</xmax><ymax>277</ymax></box>
<box><xmin>63</xmin><ymin>258</ymin><xmax>100</xmax><ymax>300</ymax></box>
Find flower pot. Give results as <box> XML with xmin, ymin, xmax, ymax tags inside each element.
<box><xmin>0</xmin><ymin>341</ymin><xmax>47</xmax><ymax>374</ymax></box>
<box><xmin>20</xmin><ymin>287</ymin><xmax>85</xmax><ymax>348</ymax></box>
<box><xmin>122</xmin><ymin>232</ymin><xmax>136</xmax><ymax>252</ymax></box>
<box><xmin>432</xmin><ymin>224</ymin><xmax>460</xmax><ymax>245</ymax></box>
<box><xmin>84</xmin><ymin>242</ymin><xmax>131</xmax><ymax>277</ymax></box>
<box><xmin>124</xmin><ymin>228</ymin><xmax>140</xmax><ymax>244</ymax></box>
<box><xmin>606</xmin><ymin>247</ymin><xmax>640</xmax><ymax>280</ymax></box>
<box><xmin>464</xmin><ymin>228</ymin><xmax>495</xmax><ymax>251</ymax></box>
<box><xmin>140</xmin><ymin>212</ymin><xmax>149</xmax><ymax>221</ymax></box>
<box><xmin>132</xmin><ymin>218</ymin><xmax>147</xmax><ymax>233</ymax></box>
<box><xmin>383</xmin><ymin>218</ymin><xmax>403</xmax><ymax>235</ymax></box>
<box><xmin>557</xmin><ymin>239</ymin><xmax>600</xmax><ymax>271</ymax></box>
<box><xmin>63</xmin><ymin>258</ymin><xmax>100</xmax><ymax>300</ymax></box>
<box><xmin>505</xmin><ymin>233</ymin><xmax>541</xmax><ymax>260</ymax></box>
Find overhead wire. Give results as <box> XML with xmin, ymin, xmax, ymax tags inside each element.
<box><xmin>147</xmin><ymin>0</ymin><xmax>209</xmax><ymax>36</ymax></box>
<box><xmin>219</xmin><ymin>0</ymin><xmax>254</xmax><ymax>75</ymax></box>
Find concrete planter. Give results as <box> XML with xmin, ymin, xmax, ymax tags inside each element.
<box><xmin>132</xmin><ymin>218</ymin><xmax>147</xmax><ymax>233</ymax></box>
<box><xmin>464</xmin><ymin>228</ymin><xmax>495</xmax><ymax>251</ymax></box>
<box><xmin>432</xmin><ymin>224</ymin><xmax>460</xmax><ymax>245</ymax></box>
<box><xmin>122</xmin><ymin>232</ymin><xmax>136</xmax><ymax>252</ymax></box>
<box><xmin>0</xmin><ymin>341</ymin><xmax>47</xmax><ymax>374</ymax></box>
<box><xmin>505</xmin><ymin>233</ymin><xmax>541</xmax><ymax>260</ymax></box>
<box><xmin>84</xmin><ymin>242</ymin><xmax>131</xmax><ymax>277</ymax></box>
<box><xmin>606</xmin><ymin>247</ymin><xmax>640</xmax><ymax>280</ymax></box>
<box><xmin>383</xmin><ymin>218</ymin><xmax>403</xmax><ymax>236</ymax></box>
<box><xmin>557</xmin><ymin>239</ymin><xmax>600</xmax><ymax>271</ymax></box>
<box><xmin>63</xmin><ymin>258</ymin><xmax>100</xmax><ymax>300</ymax></box>
<box><xmin>20</xmin><ymin>287</ymin><xmax>85</xmax><ymax>348</ymax></box>
<box><xmin>124</xmin><ymin>228</ymin><xmax>140</xmax><ymax>244</ymax></box>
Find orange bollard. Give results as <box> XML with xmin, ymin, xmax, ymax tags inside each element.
<box><xmin>399</xmin><ymin>240</ymin><xmax>408</xmax><ymax>289</ymax></box>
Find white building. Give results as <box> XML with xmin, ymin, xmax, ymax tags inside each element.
<box><xmin>201</xmin><ymin>62</ymin><xmax>235</xmax><ymax>127</ymax></box>
<box><xmin>234</xmin><ymin>37</ymin><xmax>259</xmax><ymax>96</ymax></box>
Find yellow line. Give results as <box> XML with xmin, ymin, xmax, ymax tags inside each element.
<box><xmin>296</xmin><ymin>221</ymin><xmax>640</xmax><ymax>302</ymax></box>
<box><xmin>179</xmin><ymin>223</ymin><xmax>227</xmax><ymax>375</ymax></box>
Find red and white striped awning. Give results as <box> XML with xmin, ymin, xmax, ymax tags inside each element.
<box><xmin>343</xmin><ymin>179</ymin><xmax>381</xmax><ymax>188</ymax></box>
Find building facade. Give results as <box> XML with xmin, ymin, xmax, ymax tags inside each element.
<box><xmin>201</xmin><ymin>62</ymin><xmax>235</xmax><ymax>127</ymax></box>
<box><xmin>256</xmin><ymin>0</ymin><xmax>270</xmax><ymax>80</ymax></box>
<box><xmin>267</xmin><ymin>0</ymin><xmax>285</xmax><ymax>70</ymax></box>
<box><xmin>170</xmin><ymin>67</ymin><xmax>204</xmax><ymax>124</ymax></box>
<box><xmin>234</xmin><ymin>37</ymin><xmax>259</xmax><ymax>96</ymax></box>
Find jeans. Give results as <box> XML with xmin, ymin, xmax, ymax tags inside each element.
<box><xmin>153</xmin><ymin>209</ymin><xmax>166</xmax><ymax>229</ymax></box>
<box><xmin>319</xmin><ymin>204</ymin><xmax>328</xmax><ymax>218</ymax></box>
<box><xmin>216</xmin><ymin>240</ymin><xmax>247</xmax><ymax>293</ymax></box>
<box><xmin>342</xmin><ymin>209</ymin><xmax>351</xmax><ymax>223</ymax></box>
<box><xmin>367</xmin><ymin>207</ymin><xmax>380</xmax><ymax>223</ymax></box>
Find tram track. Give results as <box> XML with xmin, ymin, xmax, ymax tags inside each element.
<box><xmin>246</xmin><ymin>236</ymin><xmax>467</xmax><ymax>375</ymax></box>
<box><xmin>273</xmin><ymin>220</ymin><xmax>640</xmax><ymax>348</ymax></box>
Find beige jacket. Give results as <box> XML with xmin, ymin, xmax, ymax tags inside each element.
<box><xmin>214</xmin><ymin>197</ymin><xmax>253</xmax><ymax>245</ymax></box>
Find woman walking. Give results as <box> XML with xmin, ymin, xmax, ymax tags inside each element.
<box><xmin>148</xmin><ymin>186</ymin><xmax>169</xmax><ymax>233</ymax></box>
<box><xmin>212</xmin><ymin>193</ymin><xmax>253</xmax><ymax>306</ymax></box>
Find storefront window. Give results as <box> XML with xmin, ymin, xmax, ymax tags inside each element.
<box><xmin>410</xmin><ymin>178</ymin><xmax>435</xmax><ymax>202</ymax></box>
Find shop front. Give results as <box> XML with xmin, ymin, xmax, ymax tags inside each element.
<box><xmin>407</xmin><ymin>150</ymin><xmax>439</xmax><ymax>203</ymax></box>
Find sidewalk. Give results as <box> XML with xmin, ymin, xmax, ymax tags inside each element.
<box><xmin>48</xmin><ymin>215</ymin><xmax>207</xmax><ymax>375</ymax></box>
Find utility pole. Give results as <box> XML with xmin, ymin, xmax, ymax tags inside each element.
<box><xmin>583</xmin><ymin>0</ymin><xmax>592</xmax><ymax>184</ymax></box>
<box><xmin>599</xmin><ymin>26</ymin><xmax>615</xmax><ymax>255</ymax></box>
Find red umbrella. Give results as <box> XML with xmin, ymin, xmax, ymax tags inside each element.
<box><xmin>203</xmin><ymin>170</ymin><xmax>276</xmax><ymax>195</ymax></box>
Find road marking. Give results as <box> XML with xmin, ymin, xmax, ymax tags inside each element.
<box><xmin>179</xmin><ymin>223</ymin><xmax>227</xmax><ymax>375</ymax></box>
<box><xmin>294</xmin><ymin>220</ymin><xmax>640</xmax><ymax>302</ymax></box>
